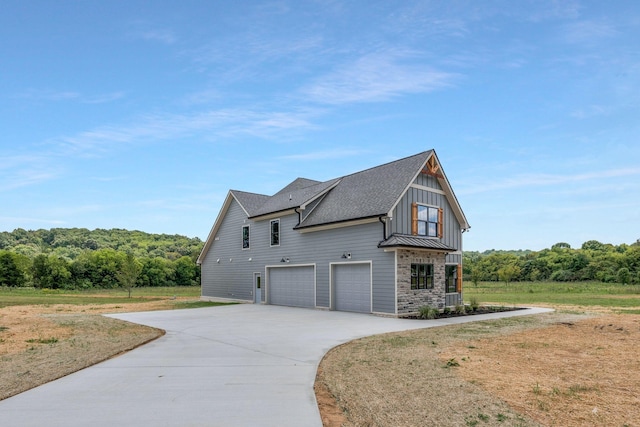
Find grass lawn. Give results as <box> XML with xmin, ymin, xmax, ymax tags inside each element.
<box><xmin>0</xmin><ymin>286</ymin><xmax>204</xmax><ymax>308</ymax></box>
<box><xmin>464</xmin><ymin>280</ymin><xmax>640</xmax><ymax>310</ymax></box>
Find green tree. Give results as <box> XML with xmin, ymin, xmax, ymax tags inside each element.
<box><xmin>32</xmin><ymin>255</ymin><xmax>72</xmax><ymax>289</ymax></box>
<box><xmin>173</xmin><ymin>256</ymin><xmax>197</xmax><ymax>286</ymax></box>
<box><xmin>498</xmin><ymin>264</ymin><xmax>521</xmax><ymax>285</ymax></box>
<box><xmin>617</xmin><ymin>267</ymin><xmax>631</xmax><ymax>285</ymax></box>
<box><xmin>0</xmin><ymin>251</ymin><xmax>26</xmax><ymax>287</ymax></box>
<box><xmin>117</xmin><ymin>253</ymin><xmax>142</xmax><ymax>298</ymax></box>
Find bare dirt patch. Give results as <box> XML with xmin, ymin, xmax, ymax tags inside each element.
<box><xmin>443</xmin><ymin>314</ymin><xmax>640</xmax><ymax>427</ymax></box>
<box><xmin>315</xmin><ymin>310</ymin><xmax>640</xmax><ymax>427</ymax></box>
<box><xmin>0</xmin><ymin>299</ymin><xmax>190</xmax><ymax>400</ymax></box>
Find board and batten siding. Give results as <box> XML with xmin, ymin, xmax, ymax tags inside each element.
<box><xmin>390</xmin><ymin>176</ymin><xmax>462</xmax><ymax>265</ymax></box>
<box><xmin>200</xmin><ymin>198</ymin><xmax>397</xmax><ymax>314</ymax></box>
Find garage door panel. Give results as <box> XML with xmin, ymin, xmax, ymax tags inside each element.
<box><xmin>334</xmin><ymin>263</ymin><xmax>371</xmax><ymax>313</ymax></box>
<box><xmin>269</xmin><ymin>266</ymin><xmax>315</xmax><ymax>308</ymax></box>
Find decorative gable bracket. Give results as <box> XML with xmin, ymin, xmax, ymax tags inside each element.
<box><xmin>421</xmin><ymin>156</ymin><xmax>444</xmax><ymax>178</ymax></box>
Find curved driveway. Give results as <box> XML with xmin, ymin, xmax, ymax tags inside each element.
<box><xmin>1</xmin><ymin>304</ymin><xmax>551</xmax><ymax>427</ymax></box>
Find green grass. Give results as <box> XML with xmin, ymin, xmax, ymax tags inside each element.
<box><xmin>465</xmin><ymin>281</ymin><xmax>640</xmax><ymax>308</ymax></box>
<box><xmin>0</xmin><ymin>286</ymin><xmax>202</xmax><ymax>308</ymax></box>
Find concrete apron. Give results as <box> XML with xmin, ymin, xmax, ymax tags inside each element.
<box><xmin>0</xmin><ymin>304</ymin><xmax>552</xmax><ymax>427</ymax></box>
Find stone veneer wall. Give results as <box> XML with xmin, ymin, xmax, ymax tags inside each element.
<box><xmin>397</xmin><ymin>249</ymin><xmax>446</xmax><ymax>315</ymax></box>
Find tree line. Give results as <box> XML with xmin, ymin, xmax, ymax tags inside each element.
<box><xmin>0</xmin><ymin>228</ymin><xmax>203</xmax><ymax>289</ymax></box>
<box><xmin>463</xmin><ymin>240</ymin><xmax>640</xmax><ymax>285</ymax></box>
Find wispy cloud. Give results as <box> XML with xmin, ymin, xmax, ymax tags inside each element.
<box><xmin>51</xmin><ymin>108</ymin><xmax>319</xmax><ymax>156</ymax></box>
<box><xmin>301</xmin><ymin>51</ymin><xmax>457</xmax><ymax>104</ymax></box>
<box><xmin>0</xmin><ymin>155</ymin><xmax>61</xmax><ymax>192</ymax></box>
<box><xmin>280</xmin><ymin>148</ymin><xmax>370</xmax><ymax>161</ymax></box>
<box><xmin>459</xmin><ymin>167</ymin><xmax>640</xmax><ymax>195</ymax></box>
<box><xmin>139</xmin><ymin>29</ymin><xmax>177</xmax><ymax>44</ymax></box>
<box><xmin>570</xmin><ymin>104</ymin><xmax>611</xmax><ymax>119</ymax></box>
<box><xmin>15</xmin><ymin>89</ymin><xmax>125</xmax><ymax>104</ymax></box>
<box><xmin>562</xmin><ymin>20</ymin><xmax>618</xmax><ymax>44</ymax></box>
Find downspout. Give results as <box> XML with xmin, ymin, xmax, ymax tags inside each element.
<box><xmin>294</xmin><ymin>208</ymin><xmax>302</xmax><ymax>226</ymax></box>
<box><xmin>378</xmin><ymin>215</ymin><xmax>387</xmax><ymax>241</ymax></box>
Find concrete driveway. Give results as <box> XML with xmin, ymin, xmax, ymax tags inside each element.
<box><xmin>1</xmin><ymin>304</ymin><xmax>551</xmax><ymax>427</ymax></box>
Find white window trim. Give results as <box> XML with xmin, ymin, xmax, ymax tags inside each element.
<box><xmin>270</xmin><ymin>218</ymin><xmax>280</xmax><ymax>247</ymax></box>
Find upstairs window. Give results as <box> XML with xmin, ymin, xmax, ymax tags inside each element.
<box><xmin>412</xmin><ymin>203</ymin><xmax>443</xmax><ymax>238</ymax></box>
<box><xmin>242</xmin><ymin>225</ymin><xmax>250</xmax><ymax>249</ymax></box>
<box><xmin>411</xmin><ymin>263</ymin><xmax>434</xmax><ymax>290</ymax></box>
<box><xmin>270</xmin><ymin>219</ymin><xmax>280</xmax><ymax>246</ymax></box>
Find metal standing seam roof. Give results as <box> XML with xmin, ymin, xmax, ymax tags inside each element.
<box><xmin>377</xmin><ymin>234</ymin><xmax>456</xmax><ymax>251</ymax></box>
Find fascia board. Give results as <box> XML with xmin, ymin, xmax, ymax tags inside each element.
<box><xmin>295</xmin><ymin>216</ymin><xmax>380</xmax><ymax>233</ymax></box>
<box><xmin>249</xmin><ymin>209</ymin><xmax>297</xmax><ymax>222</ymax></box>
<box><xmin>197</xmin><ymin>191</ymin><xmax>237</xmax><ymax>264</ymax></box>
<box><xmin>299</xmin><ymin>179</ymin><xmax>341</xmax><ymax>210</ymax></box>
<box><xmin>386</xmin><ymin>151</ymin><xmax>470</xmax><ymax>230</ymax></box>
<box><xmin>386</xmin><ymin>150</ymin><xmax>432</xmax><ymax>218</ymax></box>
<box><xmin>430</xmin><ymin>151</ymin><xmax>470</xmax><ymax>230</ymax></box>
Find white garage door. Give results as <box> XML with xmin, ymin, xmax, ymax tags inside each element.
<box><xmin>334</xmin><ymin>263</ymin><xmax>371</xmax><ymax>313</ymax></box>
<box><xmin>268</xmin><ymin>266</ymin><xmax>315</xmax><ymax>308</ymax></box>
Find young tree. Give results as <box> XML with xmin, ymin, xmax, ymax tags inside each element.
<box><xmin>498</xmin><ymin>264</ymin><xmax>521</xmax><ymax>285</ymax></box>
<box><xmin>117</xmin><ymin>253</ymin><xmax>142</xmax><ymax>298</ymax></box>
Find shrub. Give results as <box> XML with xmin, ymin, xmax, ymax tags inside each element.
<box><xmin>455</xmin><ymin>304</ymin><xmax>467</xmax><ymax>315</ymax></box>
<box><xmin>418</xmin><ymin>305</ymin><xmax>439</xmax><ymax>319</ymax></box>
<box><xmin>468</xmin><ymin>296</ymin><xmax>480</xmax><ymax>312</ymax></box>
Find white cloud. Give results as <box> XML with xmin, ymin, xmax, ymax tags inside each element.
<box><xmin>0</xmin><ymin>155</ymin><xmax>61</xmax><ymax>192</ymax></box>
<box><xmin>459</xmin><ymin>167</ymin><xmax>640</xmax><ymax>195</ymax></box>
<box><xmin>139</xmin><ymin>29</ymin><xmax>177</xmax><ymax>44</ymax></box>
<box><xmin>280</xmin><ymin>148</ymin><xmax>370</xmax><ymax>161</ymax></box>
<box><xmin>562</xmin><ymin>20</ymin><xmax>618</xmax><ymax>44</ymax></box>
<box><xmin>302</xmin><ymin>51</ymin><xmax>457</xmax><ymax>104</ymax></box>
<box><xmin>14</xmin><ymin>89</ymin><xmax>125</xmax><ymax>104</ymax></box>
<box><xmin>51</xmin><ymin>108</ymin><xmax>319</xmax><ymax>156</ymax></box>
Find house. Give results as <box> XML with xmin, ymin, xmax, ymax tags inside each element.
<box><xmin>197</xmin><ymin>150</ymin><xmax>470</xmax><ymax>316</ymax></box>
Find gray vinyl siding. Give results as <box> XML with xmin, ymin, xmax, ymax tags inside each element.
<box><xmin>200</xmin><ymin>199</ymin><xmax>255</xmax><ymax>301</ymax></box>
<box><xmin>201</xmin><ymin>199</ymin><xmax>397</xmax><ymax>314</ymax></box>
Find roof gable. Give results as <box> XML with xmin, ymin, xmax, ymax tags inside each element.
<box><xmin>250</xmin><ymin>178</ymin><xmax>340</xmax><ymax>218</ymax></box>
<box><xmin>296</xmin><ymin>151</ymin><xmax>433</xmax><ymax>228</ymax></box>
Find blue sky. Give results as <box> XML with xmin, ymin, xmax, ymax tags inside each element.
<box><xmin>1</xmin><ymin>1</ymin><xmax>639</xmax><ymax>251</ymax></box>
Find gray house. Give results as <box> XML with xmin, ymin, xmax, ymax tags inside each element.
<box><xmin>197</xmin><ymin>150</ymin><xmax>470</xmax><ymax>316</ymax></box>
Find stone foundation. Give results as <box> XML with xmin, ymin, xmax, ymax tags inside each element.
<box><xmin>397</xmin><ymin>249</ymin><xmax>446</xmax><ymax>315</ymax></box>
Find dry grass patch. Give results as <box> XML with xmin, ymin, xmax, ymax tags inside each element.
<box><xmin>443</xmin><ymin>314</ymin><xmax>640</xmax><ymax>427</ymax></box>
<box><xmin>0</xmin><ymin>301</ymin><xmax>175</xmax><ymax>400</ymax></box>
<box><xmin>316</xmin><ymin>313</ymin><xmax>586</xmax><ymax>427</ymax></box>
<box><xmin>317</xmin><ymin>310</ymin><xmax>640</xmax><ymax>427</ymax></box>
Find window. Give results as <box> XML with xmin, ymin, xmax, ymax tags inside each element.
<box><xmin>411</xmin><ymin>203</ymin><xmax>443</xmax><ymax>238</ymax></box>
<box><xmin>270</xmin><ymin>219</ymin><xmax>280</xmax><ymax>246</ymax></box>
<box><xmin>445</xmin><ymin>265</ymin><xmax>457</xmax><ymax>293</ymax></box>
<box><xmin>242</xmin><ymin>225</ymin><xmax>250</xmax><ymax>249</ymax></box>
<box><xmin>418</xmin><ymin>205</ymin><xmax>439</xmax><ymax>237</ymax></box>
<box><xmin>411</xmin><ymin>263</ymin><xmax>434</xmax><ymax>290</ymax></box>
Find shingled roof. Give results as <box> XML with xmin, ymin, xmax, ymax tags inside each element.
<box><xmin>198</xmin><ymin>149</ymin><xmax>468</xmax><ymax>264</ymax></box>
<box><xmin>295</xmin><ymin>151</ymin><xmax>432</xmax><ymax>229</ymax></box>
<box><xmin>234</xmin><ymin>149</ymin><xmax>469</xmax><ymax>230</ymax></box>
